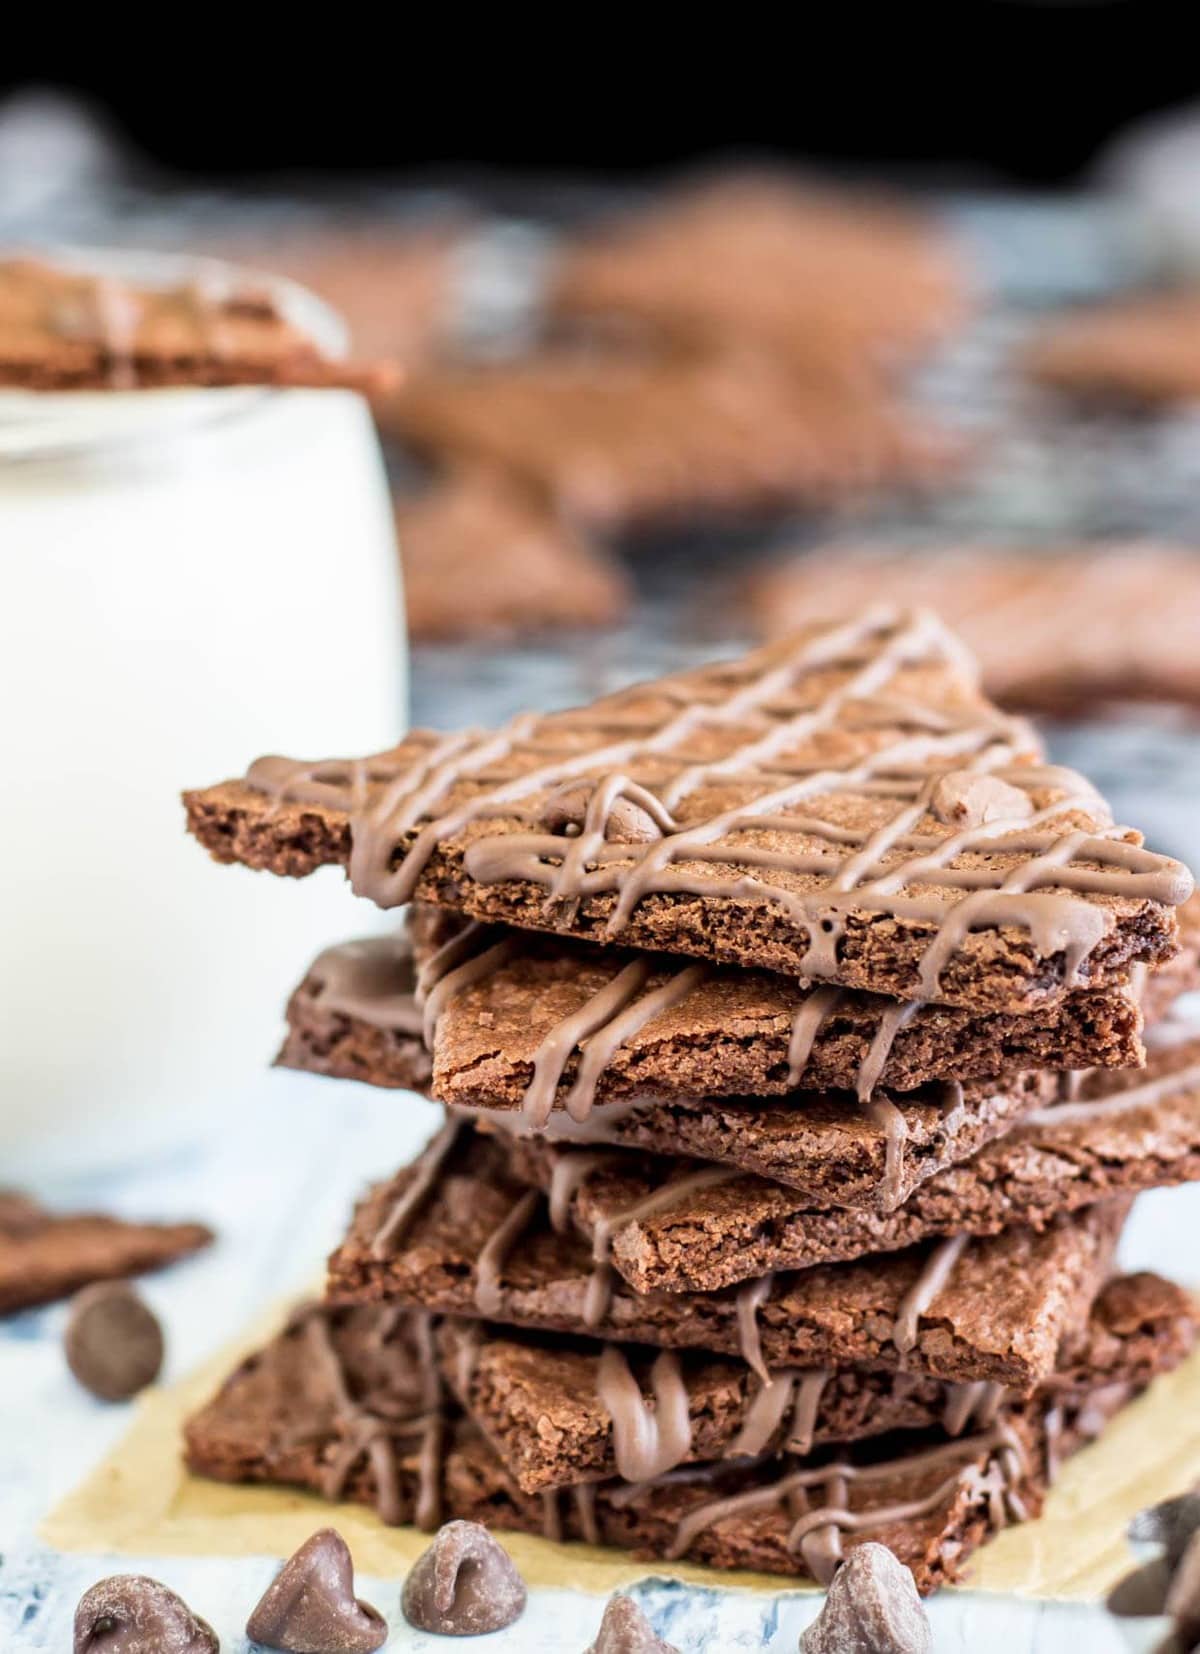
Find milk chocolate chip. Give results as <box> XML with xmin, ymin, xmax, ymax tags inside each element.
<box><xmin>929</xmin><ymin>770</ymin><xmax>1033</xmax><ymax>829</ymax></box>
<box><xmin>1166</xmin><ymin>1529</ymin><xmax>1200</xmax><ymax>1650</ymax></box>
<box><xmin>401</xmin><ymin>1519</ymin><xmax>526</xmax><ymax>1636</ymax></box>
<box><xmin>584</xmin><ymin>1593</ymin><xmax>680</xmax><ymax>1653</ymax></box>
<box><xmin>74</xmin><ymin>1575</ymin><xmax>218</xmax><ymax>1653</ymax></box>
<box><xmin>800</xmin><ymin>1543</ymin><xmax>932</xmax><ymax>1653</ymax></box>
<box><xmin>540</xmin><ymin>780</ymin><xmax>662</xmax><ymax>844</ymax></box>
<box><xmin>65</xmin><ymin>1281</ymin><xmax>164</xmax><ymax>1401</ymax></box>
<box><xmin>245</xmin><ymin>1529</ymin><xmax>387</xmax><ymax>1653</ymax></box>
<box><xmin>1130</xmin><ymin>1489</ymin><xmax>1200</xmax><ymax>1570</ymax></box>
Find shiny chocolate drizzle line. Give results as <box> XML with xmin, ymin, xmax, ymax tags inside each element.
<box><xmin>370</xmin><ymin>1118</ymin><xmax>464</xmax><ymax>1259</ymax></box>
<box><xmin>289</xmin><ymin>1303</ymin><xmax>443</xmax><ymax>1530</ymax></box>
<box><xmin>603</xmin><ymin>1421</ymin><xmax>1030</xmax><ymax>1581</ymax></box>
<box><xmin>942</xmin><ymin>1379</ymin><xmax>1007</xmax><ymax>1437</ymax></box>
<box><xmin>596</xmin><ymin>1347</ymin><xmax>695</xmax><ymax>1482</ymax></box>
<box><xmin>307</xmin><ymin>935</ymin><xmax>425</xmax><ymax>1037</ymax></box>
<box><xmin>247</xmin><ymin>608</ymin><xmax>1190</xmax><ymax>1006</ymax></box>
<box><xmin>729</xmin><ymin>1369</ymin><xmax>833</xmax><ymax>1459</ymax></box>
<box><xmin>541</xmin><ymin>1483</ymin><xmax>602</xmax><ymax>1546</ymax></box>
<box><xmin>892</xmin><ymin>1234</ymin><xmax>970</xmax><ymax>1357</ymax></box>
<box><xmin>1024</xmin><ymin>1060</ymin><xmax>1200</xmax><ymax>1129</ymax></box>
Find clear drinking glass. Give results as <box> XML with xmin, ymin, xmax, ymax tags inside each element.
<box><xmin>0</xmin><ymin>249</ymin><xmax>406</xmax><ymax>1171</ymax></box>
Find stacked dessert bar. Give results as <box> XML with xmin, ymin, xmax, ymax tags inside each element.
<box><xmin>183</xmin><ymin>608</ymin><xmax>1200</xmax><ymax>1593</ymax></box>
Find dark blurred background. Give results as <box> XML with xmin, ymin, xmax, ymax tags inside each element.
<box><xmin>3</xmin><ymin>4</ymin><xmax>1197</xmax><ymax>185</ymax></box>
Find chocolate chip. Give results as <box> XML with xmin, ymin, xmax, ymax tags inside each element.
<box><xmin>74</xmin><ymin>1575</ymin><xmax>218</xmax><ymax>1653</ymax></box>
<box><xmin>65</xmin><ymin>1281</ymin><xmax>164</xmax><ymax>1402</ymax></box>
<box><xmin>401</xmin><ymin>1519</ymin><xmax>526</xmax><ymax>1636</ymax></box>
<box><xmin>584</xmin><ymin>1593</ymin><xmax>680</xmax><ymax>1653</ymax></box>
<box><xmin>1167</xmin><ymin>1530</ymin><xmax>1200</xmax><ymax>1650</ymax></box>
<box><xmin>1131</xmin><ymin>1490</ymin><xmax>1200</xmax><ymax>1570</ymax></box>
<box><xmin>245</xmin><ymin>1528</ymin><xmax>386</xmax><ymax>1653</ymax></box>
<box><xmin>929</xmin><ymin>770</ymin><xmax>1033</xmax><ymax>829</ymax></box>
<box><xmin>540</xmin><ymin>781</ymin><xmax>663</xmax><ymax>845</ymax></box>
<box><xmin>800</xmin><ymin>1543</ymin><xmax>932</xmax><ymax>1653</ymax></box>
<box><xmin>1107</xmin><ymin>1555</ymin><xmax>1171</xmax><ymax>1617</ymax></box>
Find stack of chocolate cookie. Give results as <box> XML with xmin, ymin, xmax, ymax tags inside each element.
<box><xmin>183</xmin><ymin>607</ymin><xmax>1200</xmax><ymax>1593</ymax></box>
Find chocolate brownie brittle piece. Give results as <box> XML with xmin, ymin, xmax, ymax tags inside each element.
<box><xmin>436</xmin><ymin>1272</ymin><xmax>1194</xmax><ymax>1494</ymax></box>
<box><xmin>396</xmin><ymin>472</ymin><xmax>630</xmax><ymax>643</ymax></box>
<box><xmin>275</xmin><ymin>934</ymin><xmax>432</xmax><ymax>1094</ymax></box>
<box><xmin>1025</xmin><ymin>290</ymin><xmax>1200</xmax><ymax>407</ymax></box>
<box><xmin>283</xmin><ymin>921</ymin><xmax>1143</xmax><ymax>1110</ymax></box>
<box><xmin>545</xmin><ymin>174</ymin><xmax>966</xmax><ymax>363</ymax></box>
<box><xmin>185</xmin><ymin>613</ymin><xmax>1191</xmax><ymax>1015</ymax></box>
<box><xmin>747</xmin><ymin>545</ymin><xmax>1200</xmax><ymax>716</ymax></box>
<box><xmin>185</xmin><ymin>1290</ymin><xmax>1188</xmax><ymax>1591</ymax></box>
<box><xmin>0</xmin><ymin>1192</ymin><xmax>211</xmax><ymax>1314</ymax></box>
<box><xmin>470</xmin><ymin>1074</ymin><xmax>1056</xmax><ymax>1215</ymax></box>
<box><xmin>512</xmin><ymin>1032</ymin><xmax>1200</xmax><ymax>1289</ymax></box>
<box><xmin>377</xmin><ymin>346</ymin><xmax>955</xmax><ymax>533</ymax></box>
<box><xmin>326</xmin><ymin>1126</ymin><xmax>1126</xmax><ymax>1389</ymax></box>
<box><xmin>0</xmin><ymin>256</ymin><xmax>392</xmax><ymax>393</ymax></box>
<box><xmin>283</xmin><ymin>932</ymin><xmax>1069</xmax><ymax>1211</ymax></box>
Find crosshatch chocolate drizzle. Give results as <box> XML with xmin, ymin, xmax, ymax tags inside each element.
<box><xmin>247</xmin><ymin>607</ymin><xmax>1190</xmax><ymax>1003</ymax></box>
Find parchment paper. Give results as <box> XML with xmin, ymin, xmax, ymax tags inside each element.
<box><xmin>40</xmin><ymin>1301</ymin><xmax>1200</xmax><ymax>1599</ymax></box>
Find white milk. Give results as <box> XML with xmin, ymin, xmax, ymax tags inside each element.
<box><xmin>0</xmin><ymin>252</ymin><xmax>406</xmax><ymax>1171</ymax></box>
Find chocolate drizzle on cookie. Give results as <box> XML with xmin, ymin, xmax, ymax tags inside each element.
<box><xmin>245</xmin><ymin>610</ymin><xmax>1190</xmax><ymax>1014</ymax></box>
<box><xmin>601</xmin><ymin>1421</ymin><xmax>1030</xmax><ymax>1581</ymax></box>
<box><xmin>287</xmin><ymin>1303</ymin><xmax>445</xmax><ymax>1530</ymax></box>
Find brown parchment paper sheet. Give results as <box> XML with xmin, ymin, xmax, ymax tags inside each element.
<box><xmin>40</xmin><ymin>1299</ymin><xmax>1200</xmax><ymax>1599</ymax></box>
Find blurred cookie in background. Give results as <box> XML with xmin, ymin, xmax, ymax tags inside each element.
<box><xmin>546</xmin><ymin>173</ymin><xmax>970</xmax><ymax>367</ymax></box>
<box><xmin>383</xmin><ymin>343</ymin><xmax>960</xmax><ymax>537</ymax></box>
<box><xmin>746</xmin><ymin>541</ymin><xmax>1200</xmax><ymax>715</ymax></box>
<box><xmin>0</xmin><ymin>1188</ymin><xmax>211</xmax><ymax>1315</ymax></box>
<box><xmin>1025</xmin><ymin>289</ymin><xmax>1200</xmax><ymax>407</ymax></box>
<box><xmin>227</xmin><ymin>219</ymin><xmax>472</xmax><ymax>371</ymax></box>
<box><xmin>0</xmin><ymin>254</ymin><xmax>394</xmax><ymax>392</ymax></box>
<box><xmin>396</xmin><ymin>469</ymin><xmax>630</xmax><ymax>642</ymax></box>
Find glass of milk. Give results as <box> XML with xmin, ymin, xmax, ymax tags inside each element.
<box><xmin>0</xmin><ymin>248</ymin><xmax>406</xmax><ymax>1172</ymax></box>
